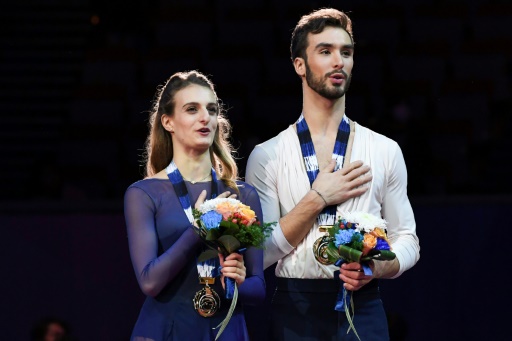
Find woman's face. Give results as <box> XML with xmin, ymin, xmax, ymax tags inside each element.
<box><xmin>164</xmin><ymin>84</ymin><xmax>219</xmax><ymax>155</ymax></box>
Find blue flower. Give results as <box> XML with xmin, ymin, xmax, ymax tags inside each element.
<box><xmin>200</xmin><ymin>211</ymin><xmax>223</xmax><ymax>230</ymax></box>
<box><xmin>375</xmin><ymin>238</ymin><xmax>390</xmax><ymax>250</ymax></box>
<box><xmin>334</xmin><ymin>229</ymin><xmax>355</xmax><ymax>247</ymax></box>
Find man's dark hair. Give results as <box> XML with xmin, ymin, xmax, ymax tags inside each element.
<box><xmin>290</xmin><ymin>8</ymin><xmax>354</xmax><ymax>61</ymax></box>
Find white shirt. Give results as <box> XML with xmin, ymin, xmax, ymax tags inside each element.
<box><xmin>245</xmin><ymin>120</ymin><xmax>420</xmax><ymax>279</ymax></box>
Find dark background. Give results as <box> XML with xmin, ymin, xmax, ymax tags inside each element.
<box><xmin>1</xmin><ymin>0</ymin><xmax>511</xmax><ymax>340</ymax></box>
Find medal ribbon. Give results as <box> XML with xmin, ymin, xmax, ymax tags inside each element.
<box><xmin>296</xmin><ymin>113</ymin><xmax>351</xmax><ymax>225</ymax></box>
<box><xmin>166</xmin><ymin>160</ymin><xmax>219</xmax><ymax>278</ymax></box>
<box><xmin>167</xmin><ymin>160</ymin><xmax>239</xmax><ymax>339</ymax></box>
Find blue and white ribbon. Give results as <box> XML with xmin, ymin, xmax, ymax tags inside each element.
<box><xmin>166</xmin><ymin>160</ymin><xmax>219</xmax><ymax>277</ymax></box>
<box><xmin>296</xmin><ymin>113</ymin><xmax>351</xmax><ymax>226</ymax></box>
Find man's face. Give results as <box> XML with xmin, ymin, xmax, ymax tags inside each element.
<box><xmin>303</xmin><ymin>26</ymin><xmax>354</xmax><ymax>99</ymax></box>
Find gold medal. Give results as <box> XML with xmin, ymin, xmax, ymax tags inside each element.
<box><xmin>193</xmin><ymin>277</ymin><xmax>220</xmax><ymax>317</ymax></box>
<box><xmin>313</xmin><ymin>225</ymin><xmax>335</xmax><ymax>265</ymax></box>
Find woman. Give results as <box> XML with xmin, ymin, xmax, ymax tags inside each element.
<box><xmin>124</xmin><ymin>70</ymin><xmax>265</xmax><ymax>340</ymax></box>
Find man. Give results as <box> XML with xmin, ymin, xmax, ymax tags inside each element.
<box><xmin>245</xmin><ymin>8</ymin><xmax>420</xmax><ymax>341</ymax></box>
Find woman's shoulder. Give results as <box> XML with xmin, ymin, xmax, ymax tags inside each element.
<box><xmin>235</xmin><ymin>180</ymin><xmax>259</xmax><ymax>198</ymax></box>
<box><xmin>126</xmin><ymin>177</ymin><xmax>171</xmax><ymax>196</ymax></box>
<box><xmin>236</xmin><ymin>179</ymin><xmax>255</xmax><ymax>189</ymax></box>
<box><xmin>217</xmin><ymin>179</ymin><xmax>257</xmax><ymax>197</ymax></box>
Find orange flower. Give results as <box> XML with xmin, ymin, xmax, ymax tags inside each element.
<box><xmin>370</xmin><ymin>227</ymin><xmax>389</xmax><ymax>244</ymax></box>
<box><xmin>216</xmin><ymin>201</ymin><xmax>237</xmax><ymax>220</ymax></box>
<box><xmin>238</xmin><ymin>204</ymin><xmax>256</xmax><ymax>221</ymax></box>
<box><xmin>362</xmin><ymin>233</ymin><xmax>377</xmax><ymax>256</ymax></box>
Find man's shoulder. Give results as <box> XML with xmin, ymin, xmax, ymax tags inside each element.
<box><xmin>355</xmin><ymin>122</ymin><xmax>399</xmax><ymax>148</ymax></box>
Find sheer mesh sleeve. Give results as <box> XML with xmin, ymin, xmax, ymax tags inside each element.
<box><xmin>236</xmin><ymin>185</ymin><xmax>266</xmax><ymax>305</ymax></box>
<box><xmin>124</xmin><ymin>185</ymin><xmax>201</xmax><ymax>297</ymax></box>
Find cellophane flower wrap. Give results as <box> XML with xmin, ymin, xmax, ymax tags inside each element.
<box><xmin>324</xmin><ymin>211</ymin><xmax>396</xmax><ymax>341</ymax></box>
<box><xmin>192</xmin><ymin>198</ymin><xmax>274</xmax><ymax>340</ymax></box>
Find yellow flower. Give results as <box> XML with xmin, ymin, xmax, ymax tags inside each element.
<box><xmin>238</xmin><ymin>204</ymin><xmax>256</xmax><ymax>221</ymax></box>
<box><xmin>362</xmin><ymin>233</ymin><xmax>377</xmax><ymax>255</ymax></box>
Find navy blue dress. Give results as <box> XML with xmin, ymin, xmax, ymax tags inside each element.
<box><xmin>124</xmin><ymin>178</ymin><xmax>266</xmax><ymax>341</ymax></box>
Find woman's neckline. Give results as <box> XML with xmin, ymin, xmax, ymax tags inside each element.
<box><xmin>143</xmin><ymin>177</ymin><xmax>211</xmax><ymax>184</ymax></box>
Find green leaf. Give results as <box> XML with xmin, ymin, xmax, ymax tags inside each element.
<box><xmin>366</xmin><ymin>249</ymin><xmax>380</xmax><ymax>257</ymax></box>
<box><xmin>192</xmin><ymin>208</ymin><xmax>202</xmax><ymax>220</ymax></box>
<box><xmin>328</xmin><ymin>226</ymin><xmax>339</xmax><ymax>238</ymax></box>
<box><xmin>219</xmin><ymin>220</ymin><xmax>234</xmax><ymax>228</ymax></box>
<box><xmin>197</xmin><ymin>249</ymin><xmax>219</xmax><ymax>263</ymax></box>
<box><xmin>206</xmin><ymin>228</ymin><xmax>221</xmax><ymax>241</ymax></box>
<box><xmin>218</xmin><ymin>235</ymin><xmax>241</xmax><ymax>254</ymax></box>
<box><xmin>223</xmin><ymin>225</ymin><xmax>240</xmax><ymax>236</ymax></box>
<box><xmin>374</xmin><ymin>250</ymin><xmax>396</xmax><ymax>261</ymax></box>
<box><xmin>361</xmin><ymin>250</ymin><xmax>396</xmax><ymax>262</ymax></box>
<box><xmin>325</xmin><ymin>244</ymin><xmax>342</xmax><ymax>263</ymax></box>
<box><xmin>338</xmin><ymin>245</ymin><xmax>362</xmax><ymax>263</ymax></box>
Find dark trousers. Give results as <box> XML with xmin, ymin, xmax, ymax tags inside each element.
<box><xmin>270</xmin><ymin>274</ymin><xmax>389</xmax><ymax>341</ymax></box>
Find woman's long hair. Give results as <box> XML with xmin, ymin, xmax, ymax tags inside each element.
<box><xmin>143</xmin><ymin>70</ymin><xmax>238</xmax><ymax>190</ymax></box>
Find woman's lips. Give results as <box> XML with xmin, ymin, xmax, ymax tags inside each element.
<box><xmin>197</xmin><ymin>128</ymin><xmax>211</xmax><ymax>135</ymax></box>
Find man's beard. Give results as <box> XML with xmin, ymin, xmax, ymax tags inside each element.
<box><xmin>305</xmin><ymin>61</ymin><xmax>352</xmax><ymax>99</ymax></box>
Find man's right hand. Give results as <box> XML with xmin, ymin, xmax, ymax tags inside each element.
<box><xmin>312</xmin><ymin>160</ymin><xmax>372</xmax><ymax>207</ymax></box>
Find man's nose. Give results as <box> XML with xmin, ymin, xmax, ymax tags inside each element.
<box><xmin>333</xmin><ymin>52</ymin><xmax>344</xmax><ymax>69</ymax></box>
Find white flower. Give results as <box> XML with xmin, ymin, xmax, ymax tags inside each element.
<box><xmin>338</xmin><ymin>211</ymin><xmax>387</xmax><ymax>232</ymax></box>
<box><xmin>198</xmin><ymin>197</ymin><xmax>241</xmax><ymax>213</ymax></box>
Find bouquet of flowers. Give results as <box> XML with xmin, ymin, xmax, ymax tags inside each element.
<box><xmin>192</xmin><ymin>197</ymin><xmax>274</xmax><ymax>339</ymax></box>
<box><xmin>323</xmin><ymin>211</ymin><xmax>396</xmax><ymax>341</ymax></box>
<box><xmin>193</xmin><ymin>197</ymin><xmax>274</xmax><ymax>263</ymax></box>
